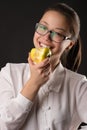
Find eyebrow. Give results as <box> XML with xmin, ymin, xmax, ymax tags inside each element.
<box><xmin>55</xmin><ymin>28</ymin><xmax>66</xmax><ymax>32</ymax></box>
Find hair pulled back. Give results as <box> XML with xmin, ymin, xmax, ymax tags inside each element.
<box><xmin>44</xmin><ymin>3</ymin><xmax>82</xmax><ymax>72</ymax></box>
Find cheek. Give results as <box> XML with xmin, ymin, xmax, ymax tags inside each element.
<box><xmin>33</xmin><ymin>33</ymin><xmax>36</xmax><ymax>42</ymax></box>
<box><xmin>54</xmin><ymin>44</ymin><xmax>64</xmax><ymax>54</ymax></box>
<box><xmin>33</xmin><ymin>33</ymin><xmax>38</xmax><ymax>47</ymax></box>
<box><xmin>53</xmin><ymin>44</ymin><xmax>66</xmax><ymax>60</ymax></box>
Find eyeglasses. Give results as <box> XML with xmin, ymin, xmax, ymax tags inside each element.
<box><xmin>35</xmin><ymin>23</ymin><xmax>71</xmax><ymax>43</ymax></box>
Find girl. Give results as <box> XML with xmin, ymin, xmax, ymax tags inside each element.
<box><xmin>0</xmin><ymin>2</ymin><xmax>87</xmax><ymax>130</ymax></box>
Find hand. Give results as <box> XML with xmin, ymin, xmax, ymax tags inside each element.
<box><xmin>28</xmin><ymin>54</ymin><xmax>51</xmax><ymax>88</ymax></box>
<box><xmin>21</xmin><ymin>54</ymin><xmax>51</xmax><ymax>101</ymax></box>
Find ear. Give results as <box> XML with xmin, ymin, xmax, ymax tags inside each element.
<box><xmin>65</xmin><ymin>41</ymin><xmax>75</xmax><ymax>50</ymax></box>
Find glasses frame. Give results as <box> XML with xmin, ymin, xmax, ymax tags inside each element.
<box><xmin>35</xmin><ymin>23</ymin><xmax>71</xmax><ymax>43</ymax></box>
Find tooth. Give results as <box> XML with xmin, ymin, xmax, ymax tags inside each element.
<box><xmin>41</xmin><ymin>43</ymin><xmax>50</xmax><ymax>48</ymax></box>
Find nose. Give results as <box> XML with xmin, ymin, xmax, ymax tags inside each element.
<box><xmin>42</xmin><ymin>32</ymin><xmax>51</xmax><ymax>41</ymax></box>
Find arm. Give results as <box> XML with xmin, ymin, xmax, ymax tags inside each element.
<box><xmin>0</xmin><ymin>66</ymin><xmax>33</xmax><ymax>130</ymax></box>
<box><xmin>76</xmin><ymin>77</ymin><xmax>87</xmax><ymax>130</ymax></box>
<box><xmin>21</xmin><ymin>56</ymin><xmax>50</xmax><ymax>101</ymax></box>
<box><xmin>0</xmin><ymin>57</ymin><xmax>50</xmax><ymax>130</ymax></box>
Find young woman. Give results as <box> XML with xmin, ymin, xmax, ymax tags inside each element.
<box><xmin>0</xmin><ymin>2</ymin><xmax>87</xmax><ymax>130</ymax></box>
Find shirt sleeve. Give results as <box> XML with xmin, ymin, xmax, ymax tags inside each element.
<box><xmin>76</xmin><ymin>77</ymin><xmax>87</xmax><ymax>125</ymax></box>
<box><xmin>0</xmin><ymin>64</ymin><xmax>33</xmax><ymax>130</ymax></box>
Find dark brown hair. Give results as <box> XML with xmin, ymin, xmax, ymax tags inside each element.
<box><xmin>44</xmin><ymin>3</ymin><xmax>82</xmax><ymax>72</ymax></box>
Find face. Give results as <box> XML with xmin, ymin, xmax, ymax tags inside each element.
<box><xmin>33</xmin><ymin>10</ymin><xmax>74</xmax><ymax>66</ymax></box>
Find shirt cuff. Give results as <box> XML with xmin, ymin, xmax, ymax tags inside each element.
<box><xmin>15</xmin><ymin>93</ymin><xmax>33</xmax><ymax>112</ymax></box>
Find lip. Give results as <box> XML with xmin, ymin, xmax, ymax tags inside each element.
<box><xmin>39</xmin><ymin>42</ymin><xmax>50</xmax><ymax>48</ymax></box>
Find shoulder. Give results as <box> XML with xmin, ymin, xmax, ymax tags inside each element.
<box><xmin>1</xmin><ymin>63</ymin><xmax>29</xmax><ymax>73</ymax></box>
<box><xmin>65</xmin><ymin>68</ymin><xmax>86</xmax><ymax>78</ymax></box>
<box><xmin>64</xmin><ymin>67</ymin><xmax>87</xmax><ymax>84</ymax></box>
<box><xmin>0</xmin><ymin>63</ymin><xmax>30</xmax><ymax>79</ymax></box>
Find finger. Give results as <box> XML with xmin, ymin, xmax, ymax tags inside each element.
<box><xmin>42</xmin><ymin>64</ymin><xmax>50</xmax><ymax>73</ymax></box>
<box><xmin>28</xmin><ymin>55</ymin><xmax>35</xmax><ymax>65</ymax></box>
<box><xmin>45</xmin><ymin>71</ymin><xmax>50</xmax><ymax>76</ymax></box>
<box><xmin>38</xmin><ymin>58</ymin><xmax>50</xmax><ymax>68</ymax></box>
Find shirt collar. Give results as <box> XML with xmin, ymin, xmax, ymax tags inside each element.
<box><xmin>41</xmin><ymin>62</ymin><xmax>65</xmax><ymax>93</ymax></box>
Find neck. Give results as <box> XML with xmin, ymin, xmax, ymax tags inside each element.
<box><xmin>50</xmin><ymin>60</ymin><xmax>60</xmax><ymax>72</ymax></box>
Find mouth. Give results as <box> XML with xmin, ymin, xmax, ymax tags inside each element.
<box><xmin>40</xmin><ymin>43</ymin><xmax>52</xmax><ymax>56</ymax></box>
<box><xmin>40</xmin><ymin>43</ymin><xmax>50</xmax><ymax>48</ymax></box>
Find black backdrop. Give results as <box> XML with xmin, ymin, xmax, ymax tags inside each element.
<box><xmin>0</xmin><ymin>1</ymin><xmax>87</xmax><ymax>76</ymax></box>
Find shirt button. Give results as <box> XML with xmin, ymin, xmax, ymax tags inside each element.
<box><xmin>46</xmin><ymin>128</ymin><xmax>50</xmax><ymax>130</ymax></box>
<box><xmin>48</xmin><ymin>106</ymin><xmax>51</xmax><ymax>110</ymax></box>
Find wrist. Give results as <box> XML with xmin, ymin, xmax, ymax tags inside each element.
<box><xmin>21</xmin><ymin>79</ymin><xmax>40</xmax><ymax>101</ymax></box>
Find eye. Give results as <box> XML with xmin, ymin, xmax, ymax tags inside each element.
<box><xmin>50</xmin><ymin>31</ymin><xmax>66</xmax><ymax>42</ymax></box>
<box><xmin>39</xmin><ymin>24</ymin><xmax>47</xmax><ymax>31</ymax></box>
<box><xmin>51</xmin><ymin>31</ymin><xmax>64</xmax><ymax>38</ymax></box>
<box><xmin>36</xmin><ymin>23</ymin><xmax>48</xmax><ymax>34</ymax></box>
<box><xmin>56</xmin><ymin>32</ymin><xmax>65</xmax><ymax>37</ymax></box>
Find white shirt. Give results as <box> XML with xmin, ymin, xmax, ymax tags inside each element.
<box><xmin>0</xmin><ymin>62</ymin><xmax>87</xmax><ymax>130</ymax></box>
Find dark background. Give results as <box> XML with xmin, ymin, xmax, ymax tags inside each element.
<box><xmin>0</xmin><ymin>1</ymin><xmax>87</xmax><ymax>76</ymax></box>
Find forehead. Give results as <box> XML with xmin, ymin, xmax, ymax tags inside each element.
<box><xmin>40</xmin><ymin>10</ymin><xmax>69</xmax><ymax>32</ymax></box>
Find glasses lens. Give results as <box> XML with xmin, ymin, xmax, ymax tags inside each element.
<box><xmin>50</xmin><ymin>31</ymin><xmax>65</xmax><ymax>43</ymax></box>
<box><xmin>36</xmin><ymin>23</ymin><xmax>48</xmax><ymax>35</ymax></box>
